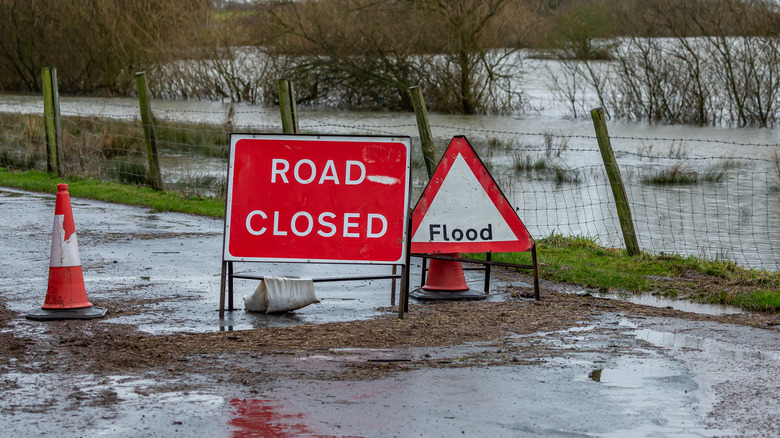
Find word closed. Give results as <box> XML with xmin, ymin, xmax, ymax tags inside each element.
<box><xmin>225</xmin><ymin>135</ymin><xmax>411</xmax><ymax>263</ymax></box>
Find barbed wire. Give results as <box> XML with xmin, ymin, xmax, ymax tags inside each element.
<box><xmin>9</xmin><ymin>101</ymin><xmax>780</xmax><ymax>147</ymax></box>
<box><xmin>1</xmin><ymin>107</ymin><xmax>778</xmax><ymax>271</ymax></box>
<box><xmin>300</xmin><ymin>119</ymin><xmax>419</xmax><ymax>130</ymax></box>
<box><xmin>609</xmin><ymin>135</ymin><xmax>779</xmax><ymax>147</ymax></box>
<box><xmin>300</xmin><ymin>121</ymin><xmax>403</xmax><ymax>136</ymax></box>
<box><xmin>428</xmin><ymin>124</ymin><xmax>780</xmax><ymax>148</ymax></box>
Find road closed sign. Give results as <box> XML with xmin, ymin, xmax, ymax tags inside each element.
<box><xmin>411</xmin><ymin>136</ymin><xmax>533</xmax><ymax>254</ymax></box>
<box><xmin>224</xmin><ymin>134</ymin><xmax>411</xmax><ymax>264</ymax></box>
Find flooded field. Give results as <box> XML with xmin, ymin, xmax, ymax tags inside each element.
<box><xmin>1</xmin><ymin>81</ymin><xmax>778</xmax><ymax>271</ymax></box>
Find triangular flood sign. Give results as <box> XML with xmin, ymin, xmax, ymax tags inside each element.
<box><xmin>411</xmin><ymin>136</ymin><xmax>534</xmax><ymax>253</ymax></box>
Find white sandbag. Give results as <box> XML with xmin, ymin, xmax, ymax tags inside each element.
<box><xmin>243</xmin><ymin>277</ymin><xmax>319</xmax><ymax>313</ymax></box>
<box><xmin>242</xmin><ymin>284</ymin><xmax>269</xmax><ymax>312</ymax></box>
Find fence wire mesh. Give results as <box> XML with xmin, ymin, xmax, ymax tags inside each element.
<box><xmin>1</xmin><ymin>101</ymin><xmax>778</xmax><ymax>271</ymax></box>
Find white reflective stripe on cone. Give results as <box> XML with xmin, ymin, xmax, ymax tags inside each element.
<box><xmin>50</xmin><ymin>214</ymin><xmax>81</xmax><ymax>268</ymax></box>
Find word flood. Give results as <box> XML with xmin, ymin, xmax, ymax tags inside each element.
<box><xmin>428</xmin><ymin>224</ymin><xmax>493</xmax><ymax>242</ymax></box>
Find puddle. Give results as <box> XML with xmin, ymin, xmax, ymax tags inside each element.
<box><xmin>567</xmin><ymin>289</ymin><xmax>744</xmax><ymax>316</ymax></box>
<box><xmin>584</xmin><ymin>358</ymin><xmax>680</xmax><ymax>388</ymax></box>
<box><xmin>635</xmin><ymin>329</ymin><xmax>780</xmax><ymax>361</ymax></box>
<box><xmin>229</xmin><ymin>399</ymin><xmax>317</xmax><ymax>438</ymax></box>
<box><xmin>0</xmin><ymin>372</ymin><xmax>230</xmax><ymax>437</ymax></box>
<box><xmin>251</xmin><ymin>354</ymin><xmax>715</xmax><ymax>437</ymax></box>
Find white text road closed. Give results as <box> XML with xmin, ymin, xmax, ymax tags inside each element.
<box><xmin>411</xmin><ymin>136</ymin><xmax>533</xmax><ymax>254</ymax></box>
<box><xmin>225</xmin><ymin>135</ymin><xmax>411</xmax><ymax>264</ymax></box>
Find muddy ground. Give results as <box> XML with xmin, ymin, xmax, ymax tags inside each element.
<box><xmin>1</xmin><ymin>187</ymin><xmax>779</xmax><ymax>437</ymax></box>
<box><xmin>2</xmin><ymin>281</ymin><xmax>777</xmax><ymax>377</ymax></box>
<box><xmin>2</xmin><ymin>289</ymin><xmax>780</xmax><ymax>437</ymax></box>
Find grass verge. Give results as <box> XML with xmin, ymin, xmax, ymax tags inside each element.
<box><xmin>474</xmin><ymin>233</ymin><xmax>779</xmax><ymax>313</ymax></box>
<box><xmin>0</xmin><ymin>168</ymin><xmax>224</xmax><ymax>218</ymax></box>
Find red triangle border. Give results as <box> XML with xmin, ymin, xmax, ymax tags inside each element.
<box><xmin>411</xmin><ymin>136</ymin><xmax>534</xmax><ymax>254</ymax></box>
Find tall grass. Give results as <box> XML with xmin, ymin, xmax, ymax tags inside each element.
<box><xmin>641</xmin><ymin>160</ymin><xmax>741</xmax><ymax>185</ymax></box>
<box><xmin>116</xmin><ymin>161</ymin><xmax>149</xmax><ymax>186</ymax></box>
<box><xmin>512</xmin><ymin>151</ymin><xmax>549</xmax><ymax>172</ymax></box>
<box><xmin>156</xmin><ymin>122</ymin><xmax>231</xmax><ymax>158</ymax></box>
<box><xmin>0</xmin><ymin>150</ymin><xmax>41</xmax><ymax>170</ymax></box>
<box><xmin>0</xmin><ymin>114</ymin><xmax>46</xmax><ymax>170</ymax></box>
<box><xmin>502</xmin><ymin>133</ymin><xmax>580</xmax><ymax>186</ymax></box>
<box><xmin>0</xmin><ymin>112</ymin><xmax>231</xmax><ymax>197</ymax></box>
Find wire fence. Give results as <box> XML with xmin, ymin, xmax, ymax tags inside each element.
<box><xmin>0</xmin><ymin>99</ymin><xmax>778</xmax><ymax>271</ymax></box>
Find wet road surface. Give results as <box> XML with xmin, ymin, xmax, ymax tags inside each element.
<box><xmin>1</xmin><ymin>187</ymin><xmax>778</xmax><ymax>437</ymax></box>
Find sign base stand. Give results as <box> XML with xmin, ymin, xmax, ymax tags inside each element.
<box><xmin>408</xmin><ymin>247</ymin><xmax>540</xmax><ymax>304</ymax></box>
<box><xmin>27</xmin><ymin>306</ymin><xmax>107</xmax><ymax>321</ymax></box>
<box><xmin>410</xmin><ymin>288</ymin><xmax>487</xmax><ymax>301</ymax></box>
<box><xmin>219</xmin><ymin>260</ymin><xmax>410</xmax><ymax>318</ymax></box>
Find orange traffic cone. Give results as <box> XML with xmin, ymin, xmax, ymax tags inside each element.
<box><xmin>411</xmin><ymin>253</ymin><xmax>487</xmax><ymax>301</ymax></box>
<box><xmin>27</xmin><ymin>184</ymin><xmax>107</xmax><ymax>320</ymax></box>
<box><xmin>422</xmin><ymin>253</ymin><xmax>469</xmax><ymax>291</ymax></box>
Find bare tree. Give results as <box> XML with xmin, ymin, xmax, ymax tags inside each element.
<box><xmin>0</xmin><ymin>0</ymin><xmax>209</xmax><ymax>95</ymax></box>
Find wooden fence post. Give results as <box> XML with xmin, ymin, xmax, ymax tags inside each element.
<box><xmin>409</xmin><ymin>86</ymin><xmax>437</xmax><ymax>178</ymax></box>
<box><xmin>42</xmin><ymin>67</ymin><xmax>62</xmax><ymax>176</ymax></box>
<box><xmin>278</xmin><ymin>79</ymin><xmax>299</xmax><ymax>134</ymax></box>
<box><xmin>590</xmin><ymin>107</ymin><xmax>640</xmax><ymax>256</ymax></box>
<box><xmin>135</xmin><ymin>72</ymin><xmax>164</xmax><ymax>191</ymax></box>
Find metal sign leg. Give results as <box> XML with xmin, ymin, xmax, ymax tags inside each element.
<box><xmin>219</xmin><ymin>260</ymin><xmax>227</xmax><ymax>318</ymax></box>
<box><xmin>228</xmin><ymin>261</ymin><xmax>234</xmax><ymax>310</ymax></box>
<box><xmin>398</xmin><ymin>209</ymin><xmax>413</xmax><ymax>319</ymax></box>
<box><xmin>391</xmin><ymin>265</ymin><xmax>397</xmax><ymax>306</ymax></box>
<box><xmin>484</xmin><ymin>251</ymin><xmax>492</xmax><ymax>293</ymax></box>
<box><xmin>532</xmin><ymin>244</ymin><xmax>540</xmax><ymax>300</ymax></box>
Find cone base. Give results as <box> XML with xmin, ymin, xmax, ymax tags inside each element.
<box><xmin>410</xmin><ymin>288</ymin><xmax>488</xmax><ymax>301</ymax></box>
<box><xmin>26</xmin><ymin>306</ymin><xmax>107</xmax><ymax>321</ymax></box>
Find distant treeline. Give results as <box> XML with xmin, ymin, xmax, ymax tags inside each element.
<box><xmin>2</xmin><ymin>0</ymin><xmax>780</xmax><ymax>122</ymax></box>
<box><xmin>0</xmin><ymin>0</ymin><xmax>208</xmax><ymax>95</ymax></box>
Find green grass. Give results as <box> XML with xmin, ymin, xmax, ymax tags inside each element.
<box><xmin>471</xmin><ymin>233</ymin><xmax>779</xmax><ymax>312</ymax></box>
<box><xmin>0</xmin><ymin>168</ymin><xmax>224</xmax><ymax>217</ymax></box>
<box><xmin>728</xmin><ymin>291</ymin><xmax>780</xmax><ymax>312</ymax></box>
<box><xmin>2</xmin><ymin>167</ymin><xmax>777</xmax><ymax>312</ymax></box>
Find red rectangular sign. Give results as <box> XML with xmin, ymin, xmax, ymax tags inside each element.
<box><xmin>224</xmin><ymin>134</ymin><xmax>411</xmax><ymax>264</ymax></box>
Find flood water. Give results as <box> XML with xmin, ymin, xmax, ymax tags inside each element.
<box><xmin>1</xmin><ymin>76</ymin><xmax>778</xmax><ymax>270</ymax></box>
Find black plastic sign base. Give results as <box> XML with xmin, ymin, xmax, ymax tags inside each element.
<box><xmin>26</xmin><ymin>306</ymin><xmax>107</xmax><ymax>321</ymax></box>
<box><xmin>410</xmin><ymin>288</ymin><xmax>488</xmax><ymax>301</ymax></box>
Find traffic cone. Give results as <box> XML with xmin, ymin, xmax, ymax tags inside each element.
<box><xmin>411</xmin><ymin>253</ymin><xmax>487</xmax><ymax>301</ymax></box>
<box><xmin>27</xmin><ymin>184</ymin><xmax>107</xmax><ymax>320</ymax></box>
<box><xmin>422</xmin><ymin>253</ymin><xmax>469</xmax><ymax>291</ymax></box>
